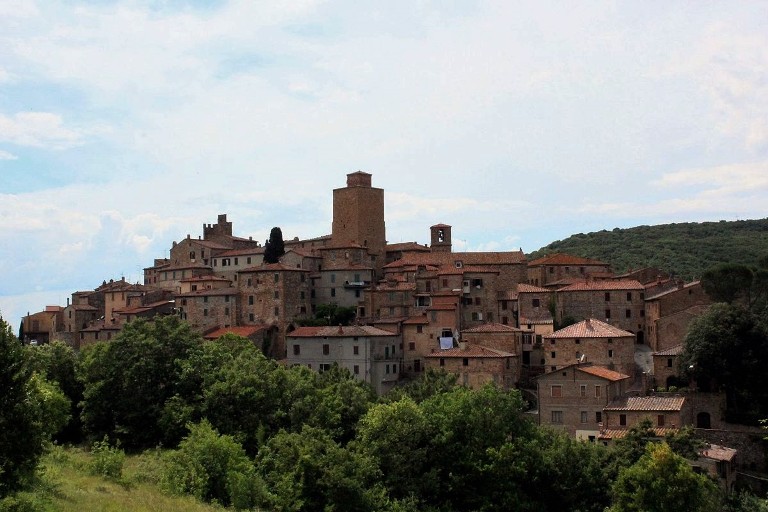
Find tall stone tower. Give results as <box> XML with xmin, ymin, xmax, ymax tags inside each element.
<box><xmin>332</xmin><ymin>171</ymin><xmax>386</xmax><ymax>267</ymax></box>
<box><xmin>430</xmin><ymin>223</ymin><xmax>452</xmax><ymax>253</ymax></box>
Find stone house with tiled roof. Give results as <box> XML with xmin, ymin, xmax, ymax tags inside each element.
<box><xmin>424</xmin><ymin>343</ymin><xmax>518</xmax><ymax>390</ymax></box>
<box><xmin>603</xmin><ymin>395</ymin><xmax>690</xmax><ymax>432</ymax></box>
<box><xmin>176</xmin><ymin>286</ymin><xmax>239</xmax><ymax>333</ymax></box>
<box><xmin>555</xmin><ymin>279</ymin><xmax>646</xmax><ymax>342</ymax></box>
<box><xmin>644</xmin><ymin>281</ymin><xmax>712</xmax><ymax>351</ymax></box>
<box><xmin>543</xmin><ymin>318</ymin><xmax>636</xmax><ymax>376</ymax></box>
<box><xmin>527</xmin><ymin>253</ymin><xmax>612</xmax><ymax>287</ymax></box>
<box><xmin>653</xmin><ymin>344</ymin><xmax>685</xmax><ymax>389</ymax></box>
<box><xmin>287</xmin><ymin>325</ymin><xmax>401</xmax><ymax>395</ymax></box>
<box><xmin>537</xmin><ymin>362</ymin><xmax>630</xmax><ymax>439</ymax></box>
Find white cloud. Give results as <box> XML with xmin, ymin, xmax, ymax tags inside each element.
<box><xmin>0</xmin><ymin>149</ymin><xmax>17</xmax><ymax>160</ymax></box>
<box><xmin>0</xmin><ymin>111</ymin><xmax>85</xmax><ymax>149</ymax></box>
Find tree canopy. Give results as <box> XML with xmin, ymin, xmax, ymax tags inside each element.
<box><xmin>263</xmin><ymin>226</ymin><xmax>285</xmax><ymax>264</ymax></box>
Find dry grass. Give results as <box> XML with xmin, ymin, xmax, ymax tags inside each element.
<box><xmin>23</xmin><ymin>446</ymin><xmax>224</xmax><ymax>512</ymax></box>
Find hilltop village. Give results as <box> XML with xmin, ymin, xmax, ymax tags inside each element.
<box><xmin>22</xmin><ymin>172</ymin><xmax>748</xmax><ymax>476</ymax></box>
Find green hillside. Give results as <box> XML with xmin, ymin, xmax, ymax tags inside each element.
<box><xmin>529</xmin><ymin>219</ymin><xmax>768</xmax><ymax>280</ymax></box>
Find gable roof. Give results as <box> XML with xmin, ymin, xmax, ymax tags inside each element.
<box><xmin>654</xmin><ymin>344</ymin><xmax>684</xmax><ymax>356</ymax></box>
<box><xmin>527</xmin><ymin>253</ymin><xmax>608</xmax><ymax>267</ymax></box>
<box><xmin>577</xmin><ymin>365</ymin><xmax>631</xmax><ymax>381</ymax></box>
<box><xmin>557</xmin><ymin>279</ymin><xmax>644</xmax><ymax>292</ymax></box>
<box><xmin>604</xmin><ymin>396</ymin><xmax>685</xmax><ymax>412</ymax></box>
<box><xmin>424</xmin><ymin>345</ymin><xmax>514</xmax><ymax>358</ymax></box>
<box><xmin>462</xmin><ymin>323</ymin><xmax>522</xmax><ymax>334</ymax></box>
<box><xmin>287</xmin><ymin>325</ymin><xmax>397</xmax><ymax>338</ymax></box>
<box><xmin>517</xmin><ymin>283</ymin><xmax>551</xmax><ymax>293</ymax></box>
<box><xmin>547</xmin><ymin>318</ymin><xmax>634</xmax><ymax>339</ymax></box>
<box><xmin>203</xmin><ymin>325</ymin><xmax>269</xmax><ymax>340</ymax></box>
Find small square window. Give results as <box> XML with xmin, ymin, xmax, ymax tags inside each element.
<box><xmin>323</xmin><ymin>344</ymin><xmax>330</xmax><ymax>355</ymax></box>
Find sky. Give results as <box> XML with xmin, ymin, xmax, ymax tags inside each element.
<box><xmin>1</xmin><ymin>0</ymin><xmax>767</xmax><ymax>329</ymax></box>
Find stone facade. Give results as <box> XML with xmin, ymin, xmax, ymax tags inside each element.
<box><xmin>287</xmin><ymin>325</ymin><xmax>401</xmax><ymax>395</ymax></box>
<box><xmin>555</xmin><ymin>280</ymin><xmax>645</xmax><ymax>341</ymax></box>
<box><xmin>527</xmin><ymin>253</ymin><xmax>612</xmax><ymax>287</ymax></box>
<box><xmin>424</xmin><ymin>343</ymin><xmax>518</xmax><ymax>389</ymax></box>
<box><xmin>543</xmin><ymin>318</ymin><xmax>636</xmax><ymax>376</ymax></box>
<box><xmin>537</xmin><ymin>363</ymin><xmax>630</xmax><ymax>438</ymax></box>
<box><xmin>644</xmin><ymin>281</ymin><xmax>711</xmax><ymax>351</ymax></box>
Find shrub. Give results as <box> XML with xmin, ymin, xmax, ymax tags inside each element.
<box><xmin>162</xmin><ymin>420</ymin><xmax>267</xmax><ymax>509</ymax></box>
<box><xmin>89</xmin><ymin>437</ymin><xmax>125</xmax><ymax>480</ymax></box>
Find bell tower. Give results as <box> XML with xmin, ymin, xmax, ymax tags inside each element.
<box><xmin>430</xmin><ymin>224</ymin><xmax>452</xmax><ymax>253</ymax></box>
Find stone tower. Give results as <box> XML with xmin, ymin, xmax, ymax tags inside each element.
<box><xmin>332</xmin><ymin>171</ymin><xmax>386</xmax><ymax>266</ymax></box>
<box><xmin>430</xmin><ymin>224</ymin><xmax>452</xmax><ymax>253</ymax></box>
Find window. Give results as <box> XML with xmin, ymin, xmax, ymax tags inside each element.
<box><xmin>462</xmin><ymin>358</ymin><xmax>469</xmax><ymax>366</ymax></box>
<box><xmin>203</xmin><ymin>309</ymin><xmax>208</xmax><ymax>317</ymax></box>
<box><xmin>323</xmin><ymin>344</ymin><xmax>330</xmax><ymax>355</ymax></box>
<box><xmin>551</xmin><ymin>411</ymin><xmax>563</xmax><ymax>424</ymax></box>
<box><xmin>575</xmin><ymin>338</ymin><xmax>580</xmax><ymax>344</ymax></box>
<box><xmin>319</xmin><ymin>363</ymin><xmax>331</xmax><ymax>373</ymax></box>
<box><xmin>417</xmin><ymin>325</ymin><xmax>423</xmax><ymax>333</ymax></box>
<box><xmin>532</xmin><ymin>298</ymin><xmax>540</xmax><ymax>308</ymax></box>
<box><xmin>331</xmin><ymin>288</ymin><xmax>336</xmax><ymax>297</ymax></box>
<box><xmin>551</xmin><ymin>385</ymin><xmax>562</xmax><ymax>397</ymax></box>
<box><xmin>234</xmin><ymin>257</ymin><xmax>238</xmax><ymax>265</ymax></box>
<box><xmin>393</xmin><ymin>364</ymin><xmax>397</xmax><ymax>373</ymax></box>
<box><xmin>551</xmin><ymin>351</ymin><xmax>556</xmax><ymax>359</ymax></box>
<box><xmin>443</xmin><ymin>279</ymin><xmax>448</xmax><ymax>287</ymax></box>
<box><xmin>608</xmin><ymin>350</ymin><xmax>613</xmax><ymax>358</ymax></box>
<box><xmin>581</xmin><ymin>411</ymin><xmax>588</xmax><ymax>424</ymax></box>
<box><xmin>605</xmin><ymin>292</ymin><xmax>610</xmax><ymax>301</ymax></box>
<box><xmin>300</xmin><ymin>291</ymin><xmax>305</xmax><ymax>299</ymax></box>
<box><xmin>353</xmin><ymin>345</ymin><xmax>359</xmax><ymax>355</ymax></box>
<box><xmin>353</xmin><ymin>365</ymin><xmax>359</xmax><ymax>375</ymax></box>
<box><xmin>293</xmin><ymin>345</ymin><xmax>300</xmax><ymax>355</ymax></box>
<box><xmin>625</xmin><ymin>309</ymin><xmax>631</xmax><ymax>318</ymax></box>
<box><xmin>619</xmin><ymin>414</ymin><xmax>627</xmax><ymax>426</ymax></box>
<box><xmin>580</xmin><ymin>385</ymin><xmax>587</xmax><ymax>397</ymax></box>
<box><xmin>248</xmin><ymin>295</ymin><xmax>254</xmax><ymax>305</ymax></box>
<box><xmin>274</xmin><ymin>273</ymin><xmax>279</xmax><ymax>283</ymax></box>
<box><xmin>605</xmin><ymin>309</ymin><xmax>611</xmax><ymax>319</ymax></box>
<box><xmin>472</xmin><ymin>278</ymin><xmax>483</xmax><ymax>288</ymax></box>
<box><xmin>667</xmin><ymin>358</ymin><xmax>673</xmax><ymax>368</ymax></box>
<box><xmin>626</xmin><ymin>292</ymin><xmax>632</xmax><ymax>301</ymax></box>
<box><xmin>596</xmin><ymin>412</ymin><xmax>602</xmax><ymax>423</ymax></box>
<box><xmin>385</xmin><ymin>365</ymin><xmax>390</xmax><ymax>374</ymax></box>
<box><xmin>409</xmin><ymin>342</ymin><xmax>416</xmax><ymax>351</ymax></box>
<box><xmin>249</xmin><ymin>313</ymin><xmax>254</xmax><ymax>322</ymax></box>
<box><xmin>204</xmin><ymin>296</ymin><xmax>208</xmax><ymax>303</ymax></box>
<box><xmin>440</xmin><ymin>358</ymin><xmax>445</xmax><ymax>367</ymax></box>
<box><xmin>224</xmin><ymin>307</ymin><xmax>229</xmax><ymax>316</ymax></box>
<box><xmin>595</xmin><ymin>385</ymin><xmax>601</xmax><ymax>398</ymax></box>
<box><xmin>474</xmin><ymin>297</ymin><xmax>481</xmax><ymax>306</ymax></box>
<box><xmin>330</xmin><ymin>274</ymin><xmax>336</xmax><ymax>283</ymax></box>
<box><xmin>657</xmin><ymin>414</ymin><xmax>665</xmax><ymax>427</ymax></box>
<box><xmin>274</xmin><ymin>306</ymin><xmax>279</xmax><ymax>316</ymax></box>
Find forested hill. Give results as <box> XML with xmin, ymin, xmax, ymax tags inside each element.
<box><xmin>528</xmin><ymin>218</ymin><xmax>768</xmax><ymax>280</ymax></box>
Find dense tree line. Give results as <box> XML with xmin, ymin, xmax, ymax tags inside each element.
<box><xmin>2</xmin><ymin>314</ymin><xmax>766</xmax><ymax>510</ymax></box>
<box><xmin>528</xmin><ymin>218</ymin><xmax>768</xmax><ymax>280</ymax></box>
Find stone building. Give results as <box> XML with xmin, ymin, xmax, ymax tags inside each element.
<box><xmin>176</xmin><ymin>286</ymin><xmax>239</xmax><ymax>333</ymax></box>
<box><xmin>555</xmin><ymin>279</ymin><xmax>645</xmax><ymax>342</ymax></box>
<box><xmin>602</xmin><ymin>395</ymin><xmax>689</xmax><ymax>431</ymax></box>
<box><xmin>400</xmin><ymin>304</ymin><xmax>460</xmax><ymax>376</ymax></box>
<box><xmin>527</xmin><ymin>253</ymin><xmax>612</xmax><ymax>287</ymax></box>
<box><xmin>20</xmin><ymin>306</ymin><xmax>64</xmax><ymax>345</ymax></box>
<box><xmin>542</xmin><ymin>318</ymin><xmax>636</xmax><ymax>376</ymax></box>
<box><xmin>644</xmin><ymin>281</ymin><xmax>711</xmax><ymax>351</ymax></box>
<box><xmin>424</xmin><ymin>343</ymin><xmax>518</xmax><ymax>390</ymax></box>
<box><xmin>286</xmin><ymin>325</ymin><xmax>401</xmax><ymax>395</ymax></box>
<box><xmin>536</xmin><ymin>362</ymin><xmax>630</xmax><ymax>439</ymax></box>
<box><xmin>652</xmin><ymin>344</ymin><xmax>685</xmax><ymax>389</ymax></box>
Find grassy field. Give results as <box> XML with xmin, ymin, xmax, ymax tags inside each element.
<box><xmin>6</xmin><ymin>446</ymin><xmax>223</xmax><ymax>512</ymax></box>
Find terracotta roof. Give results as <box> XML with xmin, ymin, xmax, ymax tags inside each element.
<box><xmin>176</xmin><ymin>287</ymin><xmax>238</xmax><ymax>297</ymax></box>
<box><xmin>384</xmin><ymin>250</ymin><xmax>526</xmax><ymax>269</ymax></box>
<box><xmin>187</xmin><ymin>239</ymin><xmax>230</xmax><ymax>250</ymax></box>
<box><xmin>180</xmin><ymin>275</ymin><xmax>229</xmax><ymax>283</ymax></box>
<box><xmin>287</xmin><ymin>325</ymin><xmax>397</xmax><ymax>338</ymax></box>
<box><xmin>69</xmin><ymin>304</ymin><xmax>97</xmax><ymax>311</ymax></box>
<box><xmin>519</xmin><ymin>310</ymin><xmax>554</xmax><ymax>324</ymax></box>
<box><xmin>462</xmin><ymin>323</ymin><xmax>522</xmax><ymax>333</ymax></box>
<box><xmin>547</xmin><ymin>318</ymin><xmax>634</xmax><ymax>339</ymax></box>
<box><xmin>527</xmin><ymin>253</ymin><xmax>608</xmax><ymax>267</ymax></box>
<box><xmin>214</xmin><ymin>247</ymin><xmax>265</xmax><ymax>257</ymax></box>
<box><xmin>558</xmin><ymin>279</ymin><xmax>644</xmax><ymax>292</ymax></box>
<box><xmin>700</xmin><ymin>444</ymin><xmax>737</xmax><ymax>462</ymax></box>
<box><xmin>239</xmin><ymin>263</ymin><xmax>310</xmax><ymax>273</ymax></box>
<box><xmin>426</xmin><ymin>304</ymin><xmax>456</xmax><ymax>311</ymax></box>
<box><xmin>577</xmin><ymin>365</ymin><xmax>631</xmax><ymax>381</ymax></box>
<box><xmin>424</xmin><ymin>344</ymin><xmax>514</xmax><ymax>358</ymax></box>
<box><xmin>403</xmin><ymin>315</ymin><xmax>430</xmax><ymax>325</ymax></box>
<box><xmin>284</xmin><ymin>234</ymin><xmax>332</xmax><ymax>244</ymax></box>
<box><xmin>654</xmin><ymin>344</ymin><xmax>684</xmax><ymax>356</ymax></box>
<box><xmin>604</xmin><ymin>396</ymin><xmax>685</xmax><ymax>412</ymax></box>
<box><xmin>285</xmin><ymin>247</ymin><xmax>321</xmax><ymax>258</ymax></box>
<box><xmin>645</xmin><ymin>281</ymin><xmax>701</xmax><ymax>300</ymax></box>
<box><xmin>386</xmin><ymin>242</ymin><xmax>431</xmax><ymax>252</ymax></box>
<box><xmin>599</xmin><ymin>427</ymin><xmax>677</xmax><ymax>440</ymax></box>
<box><xmin>203</xmin><ymin>325</ymin><xmax>269</xmax><ymax>339</ymax></box>
<box><xmin>517</xmin><ymin>284</ymin><xmax>551</xmax><ymax>293</ymax></box>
